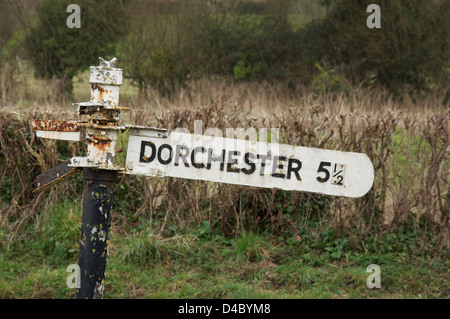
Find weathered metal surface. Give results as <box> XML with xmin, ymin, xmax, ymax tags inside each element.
<box><xmin>75</xmin><ymin>57</ymin><xmax>128</xmax><ymax>119</ymax></box>
<box><xmin>68</xmin><ymin>157</ymin><xmax>125</xmax><ymax>171</ymax></box>
<box><xmin>77</xmin><ymin>169</ymin><xmax>116</xmax><ymax>299</ymax></box>
<box><xmin>74</xmin><ymin>101</ymin><xmax>105</xmax><ymax>115</ymax></box>
<box><xmin>125</xmin><ymin>130</ymin><xmax>375</xmax><ymax>198</ymax></box>
<box><xmin>85</xmin><ymin>128</ymin><xmax>117</xmax><ymax>168</ymax></box>
<box><xmin>31</xmin><ymin>119</ymin><xmax>80</xmax><ymax>132</ymax></box>
<box><xmin>126</xmin><ymin>125</ymin><xmax>168</xmax><ymax>138</ymax></box>
<box><xmin>74</xmin><ymin>101</ymin><xmax>129</xmax><ymax>115</ymax></box>
<box><xmin>74</xmin><ymin>58</ymin><xmax>124</xmax><ymax>299</ymax></box>
<box><xmin>30</xmin><ymin>57</ymin><xmax>127</xmax><ymax>300</ymax></box>
<box><xmin>31</xmin><ymin>119</ymin><xmax>81</xmax><ymax>141</ymax></box>
<box><xmin>30</xmin><ymin>57</ymin><xmax>130</xmax><ymax>185</ymax></box>
<box><xmin>98</xmin><ymin>57</ymin><xmax>117</xmax><ymax>68</ymax></box>
<box><xmin>90</xmin><ymin>83</ymin><xmax>120</xmax><ymax>108</ymax></box>
<box><xmin>33</xmin><ymin>160</ymin><xmax>81</xmax><ymax>193</ymax></box>
<box><xmin>78</xmin><ymin>122</ymin><xmax>126</xmax><ymax>130</ymax></box>
<box><xmin>67</xmin><ymin>57</ymin><xmax>127</xmax><ymax>170</ymax></box>
<box><xmin>89</xmin><ymin>61</ymin><xmax>123</xmax><ymax>86</ymax></box>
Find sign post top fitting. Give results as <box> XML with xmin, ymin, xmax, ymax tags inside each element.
<box><xmin>75</xmin><ymin>57</ymin><xmax>128</xmax><ymax>117</ymax></box>
<box><xmin>89</xmin><ymin>57</ymin><xmax>123</xmax><ymax>86</ymax></box>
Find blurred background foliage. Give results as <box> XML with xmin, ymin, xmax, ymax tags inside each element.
<box><xmin>0</xmin><ymin>0</ymin><xmax>448</xmax><ymax>100</ymax></box>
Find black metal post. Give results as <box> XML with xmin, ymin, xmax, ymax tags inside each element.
<box><xmin>76</xmin><ymin>169</ymin><xmax>117</xmax><ymax>299</ymax></box>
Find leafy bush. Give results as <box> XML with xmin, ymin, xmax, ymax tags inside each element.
<box><xmin>118</xmin><ymin>0</ymin><xmax>449</xmax><ymax>95</ymax></box>
<box><xmin>24</xmin><ymin>0</ymin><xmax>130</xmax><ymax>96</ymax></box>
<box><xmin>183</xmin><ymin>8</ymin><xmax>319</xmax><ymax>88</ymax></box>
<box><xmin>312</xmin><ymin>62</ymin><xmax>345</xmax><ymax>95</ymax></box>
<box><xmin>119</xmin><ymin>1</ymin><xmax>312</xmax><ymax>94</ymax></box>
<box><xmin>118</xmin><ymin>2</ymin><xmax>193</xmax><ymax>95</ymax></box>
<box><xmin>303</xmin><ymin>0</ymin><xmax>450</xmax><ymax>93</ymax></box>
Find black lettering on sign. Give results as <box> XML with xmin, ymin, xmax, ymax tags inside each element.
<box><xmin>191</xmin><ymin>147</ymin><xmax>206</xmax><ymax>169</ymax></box>
<box><xmin>157</xmin><ymin>144</ymin><xmax>173</xmax><ymax>165</ymax></box>
<box><xmin>139</xmin><ymin>141</ymin><xmax>156</xmax><ymax>163</ymax></box>
<box><xmin>174</xmin><ymin>144</ymin><xmax>190</xmax><ymax>167</ymax></box>
<box><xmin>272</xmin><ymin>156</ymin><xmax>286</xmax><ymax>178</ymax></box>
<box><xmin>227</xmin><ymin>151</ymin><xmax>240</xmax><ymax>173</ymax></box>
<box><xmin>287</xmin><ymin>158</ymin><xmax>302</xmax><ymax>180</ymax></box>
<box><xmin>241</xmin><ymin>152</ymin><xmax>256</xmax><ymax>175</ymax></box>
<box><xmin>139</xmin><ymin>141</ymin><xmax>306</xmax><ymax>184</ymax></box>
<box><xmin>316</xmin><ymin>161</ymin><xmax>331</xmax><ymax>183</ymax></box>
<box><xmin>257</xmin><ymin>154</ymin><xmax>271</xmax><ymax>175</ymax></box>
<box><xmin>207</xmin><ymin>148</ymin><xmax>226</xmax><ymax>171</ymax></box>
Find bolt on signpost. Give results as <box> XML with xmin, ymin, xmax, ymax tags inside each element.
<box><xmin>31</xmin><ymin>58</ymin><xmax>375</xmax><ymax>299</ymax></box>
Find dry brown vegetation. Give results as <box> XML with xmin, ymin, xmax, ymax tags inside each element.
<box><xmin>1</xmin><ymin>77</ymin><xmax>448</xmax><ymax>253</ymax></box>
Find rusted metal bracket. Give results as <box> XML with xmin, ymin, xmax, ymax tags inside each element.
<box><xmin>74</xmin><ymin>102</ymin><xmax>129</xmax><ymax>116</ymax></box>
<box><xmin>31</xmin><ymin>119</ymin><xmax>81</xmax><ymax>141</ymax></box>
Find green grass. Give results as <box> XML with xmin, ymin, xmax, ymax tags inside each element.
<box><xmin>0</xmin><ymin>203</ymin><xmax>448</xmax><ymax>299</ymax></box>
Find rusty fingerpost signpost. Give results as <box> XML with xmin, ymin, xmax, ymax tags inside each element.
<box><xmin>31</xmin><ymin>57</ymin><xmax>375</xmax><ymax>299</ymax></box>
<box><xmin>32</xmin><ymin>57</ymin><xmax>128</xmax><ymax>299</ymax></box>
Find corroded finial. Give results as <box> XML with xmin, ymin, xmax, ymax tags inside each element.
<box><xmin>98</xmin><ymin>57</ymin><xmax>118</xmax><ymax>69</ymax></box>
